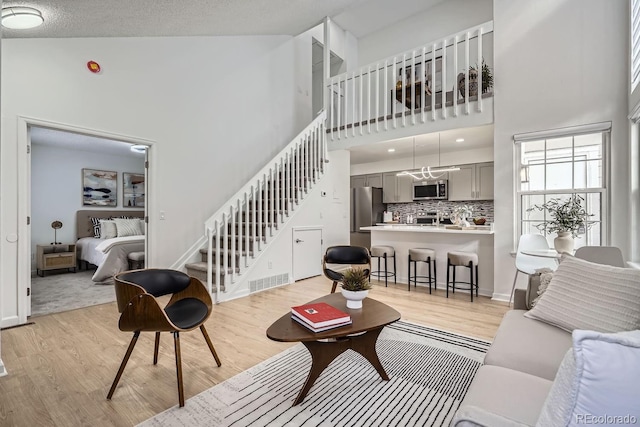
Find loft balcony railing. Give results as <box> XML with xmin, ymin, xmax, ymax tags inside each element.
<box><xmin>326</xmin><ymin>21</ymin><xmax>494</xmax><ymax>140</ymax></box>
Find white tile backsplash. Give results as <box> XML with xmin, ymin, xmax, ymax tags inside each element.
<box><xmin>387</xmin><ymin>200</ymin><xmax>494</xmax><ymax>223</ymax></box>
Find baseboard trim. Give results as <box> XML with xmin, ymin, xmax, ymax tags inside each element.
<box><xmin>491</xmin><ymin>292</ymin><xmax>510</xmax><ymax>302</ymax></box>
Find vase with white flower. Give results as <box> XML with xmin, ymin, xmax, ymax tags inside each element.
<box><xmin>527</xmin><ymin>194</ymin><xmax>593</xmax><ymax>253</ymax></box>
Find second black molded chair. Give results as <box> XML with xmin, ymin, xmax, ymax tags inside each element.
<box><xmin>323</xmin><ymin>245</ymin><xmax>371</xmax><ymax>293</ymax></box>
<box><xmin>107</xmin><ymin>269</ymin><xmax>222</xmax><ymax>407</ymax></box>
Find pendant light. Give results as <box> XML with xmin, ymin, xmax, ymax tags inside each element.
<box><xmin>397</xmin><ymin>133</ymin><xmax>460</xmax><ymax>180</ymax></box>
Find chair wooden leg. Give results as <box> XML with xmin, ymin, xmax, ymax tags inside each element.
<box><xmin>107</xmin><ymin>331</ymin><xmax>140</xmax><ymax>400</ymax></box>
<box><xmin>200</xmin><ymin>325</ymin><xmax>222</xmax><ymax>367</ymax></box>
<box><xmin>174</xmin><ymin>331</ymin><xmax>185</xmax><ymax>407</ymax></box>
<box><xmin>153</xmin><ymin>332</ymin><xmax>161</xmax><ymax>365</ymax></box>
<box><xmin>331</xmin><ymin>280</ymin><xmax>338</xmax><ymax>293</ymax></box>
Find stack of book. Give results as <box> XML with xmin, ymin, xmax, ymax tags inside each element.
<box><xmin>291</xmin><ymin>302</ymin><xmax>352</xmax><ymax>332</ymax></box>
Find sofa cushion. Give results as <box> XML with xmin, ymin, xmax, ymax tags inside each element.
<box><xmin>524</xmin><ymin>255</ymin><xmax>640</xmax><ymax>333</ymax></box>
<box><xmin>536</xmin><ymin>329</ymin><xmax>640</xmax><ymax>426</ymax></box>
<box><xmin>484</xmin><ymin>310</ymin><xmax>572</xmax><ymax>380</ymax></box>
<box><xmin>455</xmin><ymin>365</ymin><xmax>553</xmax><ymax>427</ymax></box>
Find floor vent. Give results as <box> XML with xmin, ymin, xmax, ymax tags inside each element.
<box><xmin>250</xmin><ymin>273</ymin><xmax>289</xmax><ymax>293</ymax></box>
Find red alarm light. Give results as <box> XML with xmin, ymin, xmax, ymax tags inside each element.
<box><xmin>87</xmin><ymin>61</ymin><xmax>101</xmax><ymax>73</ymax></box>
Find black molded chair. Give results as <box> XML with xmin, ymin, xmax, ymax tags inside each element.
<box><xmin>323</xmin><ymin>245</ymin><xmax>371</xmax><ymax>293</ymax></box>
<box><xmin>107</xmin><ymin>269</ymin><xmax>221</xmax><ymax>407</ymax></box>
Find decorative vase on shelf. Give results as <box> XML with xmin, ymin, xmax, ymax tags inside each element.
<box><xmin>341</xmin><ymin>289</ymin><xmax>369</xmax><ymax>309</ymax></box>
<box><xmin>554</xmin><ymin>231</ymin><xmax>574</xmax><ymax>254</ymax></box>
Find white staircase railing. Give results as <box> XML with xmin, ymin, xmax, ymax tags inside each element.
<box><xmin>326</xmin><ymin>21</ymin><xmax>493</xmax><ymax>140</ymax></box>
<box><xmin>202</xmin><ymin>111</ymin><xmax>327</xmax><ymax>299</ymax></box>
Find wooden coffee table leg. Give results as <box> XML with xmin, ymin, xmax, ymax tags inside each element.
<box><xmin>294</xmin><ymin>339</ymin><xmax>350</xmax><ymax>406</ymax></box>
<box><xmin>294</xmin><ymin>327</ymin><xmax>390</xmax><ymax>406</ymax></box>
<box><xmin>349</xmin><ymin>327</ymin><xmax>389</xmax><ymax>380</ymax></box>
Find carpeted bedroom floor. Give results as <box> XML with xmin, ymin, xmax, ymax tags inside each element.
<box><xmin>30</xmin><ymin>269</ymin><xmax>116</xmax><ymax>317</ymax></box>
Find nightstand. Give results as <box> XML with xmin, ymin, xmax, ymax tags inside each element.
<box><xmin>36</xmin><ymin>243</ymin><xmax>77</xmax><ymax>277</ymax></box>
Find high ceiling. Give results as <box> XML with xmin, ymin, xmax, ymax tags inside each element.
<box><xmin>1</xmin><ymin>0</ymin><xmax>445</xmax><ymax>39</ymax></box>
<box><xmin>30</xmin><ymin>126</ymin><xmax>141</xmax><ymax>157</ymax></box>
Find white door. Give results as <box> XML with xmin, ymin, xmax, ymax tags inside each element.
<box><xmin>292</xmin><ymin>227</ymin><xmax>322</xmax><ymax>281</ymax></box>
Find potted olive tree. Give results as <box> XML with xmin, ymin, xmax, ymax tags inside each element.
<box><xmin>527</xmin><ymin>194</ymin><xmax>593</xmax><ymax>253</ymax></box>
<box><xmin>341</xmin><ymin>267</ymin><xmax>372</xmax><ymax>309</ymax></box>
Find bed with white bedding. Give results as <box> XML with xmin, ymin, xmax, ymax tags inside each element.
<box><xmin>76</xmin><ymin>210</ymin><xmax>145</xmax><ymax>282</ymax></box>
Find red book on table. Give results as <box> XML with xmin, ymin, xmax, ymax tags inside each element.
<box><xmin>291</xmin><ymin>302</ymin><xmax>351</xmax><ymax>328</ymax></box>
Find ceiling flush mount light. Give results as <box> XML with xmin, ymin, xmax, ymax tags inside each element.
<box><xmin>456</xmin><ymin>138</ymin><xmax>465</xmax><ymax>143</ymax></box>
<box><xmin>130</xmin><ymin>144</ymin><xmax>148</xmax><ymax>154</ymax></box>
<box><xmin>1</xmin><ymin>6</ymin><xmax>44</xmax><ymax>29</ymax></box>
<box><xmin>397</xmin><ymin>135</ymin><xmax>460</xmax><ymax>180</ymax></box>
<box><xmin>387</xmin><ymin>148</ymin><xmax>395</xmax><ymax>153</ymax></box>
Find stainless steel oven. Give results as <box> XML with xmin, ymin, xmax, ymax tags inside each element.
<box><xmin>412</xmin><ymin>180</ymin><xmax>448</xmax><ymax>200</ymax></box>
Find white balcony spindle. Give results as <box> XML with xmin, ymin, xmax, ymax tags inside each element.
<box><xmin>421</xmin><ymin>47</ymin><xmax>426</xmax><ymax>123</ymax></box>
<box><xmin>411</xmin><ymin>51</ymin><xmax>416</xmax><ymax>125</ymax></box>
<box><xmin>252</xmin><ymin>185</ymin><xmax>257</xmax><ymax>256</ymax></box>
<box><xmin>206</xmin><ymin>227</ymin><xmax>213</xmax><ymax>296</ymax></box>
<box><xmin>376</xmin><ymin>62</ymin><xmax>380</xmax><ymax>131</ymax></box>
<box><xmin>351</xmin><ymin>72</ymin><xmax>356</xmax><ymax>137</ymax></box>
<box><xmin>257</xmin><ymin>179</ymin><xmax>262</xmax><ymax>251</ymax></box>
<box><xmin>330</xmin><ymin>80</ymin><xmax>335</xmax><ymax>140</ymax></box>
<box><xmin>464</xmin><ymin>31</ymin><xmax>470</xmax><ymax>115</ymax></box>
<box><xmin>392</xmin><ymin>59</ymin><xmax>397</xmax><ymax>129</ymax></box>
<box><xmin>442</xmin><ymin>39</ymin><xmax>447</xmax><ymax>119</ymax></box>
<box><xmin>359</xmin><ymin>70</ymin><xmax>363</xmax><ymax>135</ymax></box>
<box><xmin>453</xmin><ymin>34</ymin><xmax>459</xmax><ymax>117</ymax></box>
<box><xmin>367</xmin><ymin>66</ymin><xmax>372</xmax><ymax>134</ymax></box>
<box><xmin>384</xmin><ymin>60</ymin><xmax>388</xmax><ymax>130</ymax></box>
<box><xmin>222</xmin><ymin>212</ymin><xmax>228</xmax><ymax>287</ymax></box>
<box><xmin>402</xmin><ymin>54</ymin><xmax>407</xmax><ymax>127</ymax></box>
<box><xmin>244</xmin><ymin>194</ymin><xmax>249</xmax><ymax>266</ymax></box>
<box><xmin>477</xmin><ymin>27</ymin><xmax>483</xmax><ymax>112</ymax></box>
<box><xmin>431</xmin><ymin>44</ymin><xmax>436</xmax><ymax>121</ymax></box>
<box><xmin>337</xmin><ymin>78</ymin><xmax>342</xmax><ymax>139</ymax></box>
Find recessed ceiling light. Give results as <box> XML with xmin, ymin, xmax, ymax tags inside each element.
<box><xmin>387</xmin><ymin>148</ymin><xmax>395</xmax><ymax>153</ymax></box>
<box><xmin>1</xmin><ymin>6</ymin><xmax>44</xmax><ymax>29</ymax></box>
<box><xmin>130</xmin><ymin>144</ymin><xmax>148</xmax><ymax>153</ymax></box>
<box><xmin>455</xmin><ymin>138</ymin><xmax>465</xmax><ymax>143</ymax></box>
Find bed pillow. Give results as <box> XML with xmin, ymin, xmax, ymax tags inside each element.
<box><xmin>113</xmin><ymin>218</ymin><xmax>141</xmax><ymax>237</ymax></box>
<box><xmin>90</xmin><ymin>217</ymin><xmax>105</xmax><ymax>238</ymax></box>
<box><xmin>536</xmin><ymin>329</ymin><xmax>640</xmax><ymax>426</ymax></box>
<box><xmin>524</xmin><ymin>255</ymin><xmax>640</xmax><ymax>333</ymax></box>
<box><xmin>99</xmin><ymin>219</ymin><xmax>117</xmax><ymax>239</ymax></box>
<box><xmin>138</xmin><ymin>218</ymin><xmax>146</xmax><ymax>235</ymax></box>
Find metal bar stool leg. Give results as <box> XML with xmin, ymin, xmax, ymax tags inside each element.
<box><xmin>427</xmin><ymin>257</ymin><xmax>432</xmax><ymax>294</ymax></box>
<box><xmin>469</xmin><ymin>261</ymin><xmax>474</xmax><ymax>302</ymax></box>
<box><xmin>384</xmin><ymin>253</ymin><xmax>388</xmax><ymax>287</ymax></box>
<box><xmin>407</xmin><ymin>254</ymin><xmax>411</xmax><ymax>291</ymax></box>
<box><xmin>475</xmin><ymin>264</ymin><xmax>479</xmax><ymax>296</ymax></box>
<box><xmin>446</xmin><ymin>259</ymin><xmax>450</xmax><ymax>298</ymax></box>
<box><xmin>452</xmin><ymin>265</ymin><xmax>456</xmax><ymax>293</ymax></box>
<box><xmin>393</xmin><ymin>254</ymin><xmax>397</xmax><ymax>283</ymax></box>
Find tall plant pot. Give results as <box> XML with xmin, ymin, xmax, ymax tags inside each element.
<box><xmin>341</xmin><ymin>289</ymin><xmax>369</xmax><ymax>309</ymax></box>
<box><xmin>554</xmin><ymin>231</ymin><xmax>574</xmax><ymax>254</ymax></box>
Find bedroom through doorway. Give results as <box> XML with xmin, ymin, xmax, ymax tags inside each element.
<box><xmin>28</xmin><ymin>125</ymin><xmax>149</xmax><ymax>318</ymax></box>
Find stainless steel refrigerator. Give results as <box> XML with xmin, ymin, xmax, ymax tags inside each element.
<box><xmin>350</xmin><ymin>187</ymin><xmax>386</xmax><ymax>248</ymax></box>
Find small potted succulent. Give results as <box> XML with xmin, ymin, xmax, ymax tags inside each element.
<box><xmin>341</xmin><ymin>267</ymin><xmax>372</xmax><ymax>309</ymax></box>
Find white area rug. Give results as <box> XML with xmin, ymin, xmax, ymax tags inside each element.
<box><xmin>139</xmin><ymin>321</ymin><xmax>490</xmax><ymax>427</ymax></box>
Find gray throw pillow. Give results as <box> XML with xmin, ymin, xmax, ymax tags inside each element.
<box><xmin>524</xmin><ymin>255</ymin><xmax>640</xmax><ymax>333</ymax></box>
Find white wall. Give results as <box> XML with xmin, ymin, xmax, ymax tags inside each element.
<box><xmin>357</xmin><ymin>0</ymin><xmax>493</xmax><ymax>67</ymax></box>
<box><xmin>1</xmin><ymin>35</ymin><xmax>307</xmax><ymax>326</ymax></box>
<box><xmin>30</xmin><ymin>143</ymin><xmax>144</xmax><ymax>270</ymax></box>
<box><xmin>493</xmin><ymin>0</ymin><xmax>630</xmax><ymax>299</ymax></box>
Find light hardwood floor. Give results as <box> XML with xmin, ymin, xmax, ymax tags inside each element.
<box><xmin>0</xmin><ymin>276</ymin><xmax>508</xmax><ymax>427</ymax></box>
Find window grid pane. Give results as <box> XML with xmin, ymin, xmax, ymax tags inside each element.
<box><xmin>516</xmin><ymin>131</ymin><xmax>606</xmax><ymax>249</ymax></box>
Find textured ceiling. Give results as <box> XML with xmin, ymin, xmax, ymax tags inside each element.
<box><xmin>0</xmin><ymin>0</ymin><xmax>442</xmax><ymax>39</ymax></box>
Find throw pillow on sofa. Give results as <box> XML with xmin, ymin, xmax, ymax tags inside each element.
<box><xmin>524</xmin><ymin>255</ymin><xmax>640</xmax><ymax>333</ymax></box>
<box><xmin>536</xmin><ymin>329</ymin><xmax>640</xmax><ymax>426</ymax></box>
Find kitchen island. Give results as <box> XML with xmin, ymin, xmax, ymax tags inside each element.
<box><xmin>361</xmin><ymin>224</ymin><xmax>494</xmax><ymax>297</ymax></box>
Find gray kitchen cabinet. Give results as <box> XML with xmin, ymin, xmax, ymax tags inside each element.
<box><xmin>382</xmin><ymin>173</ymin><xmax>414</xmax><ymax>203</ymax></box>
<box><xmin>350</xmin><ymin>173</ymin><xmax>383</xmax><ymax>188</ymax></box>
<box><xmin>447</xmin><ymin>162</ymin><xmax>494</xmax><ymax>201</ymax></box>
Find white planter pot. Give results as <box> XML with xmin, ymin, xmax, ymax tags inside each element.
<box><xmin>341</xmin><ymin>289</ymin><xmax>369</xmax><ymax>309</ymax></box>
<box><xmin>554</xmin><ymin>231</ymin><xmax>574</xmax><ymax>254</ymax></box>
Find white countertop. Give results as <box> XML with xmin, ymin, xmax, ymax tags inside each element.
<box><xmin>362</xmin><ymin>224</ymin><xmax>494</xmax><ymax>235</ymax></box>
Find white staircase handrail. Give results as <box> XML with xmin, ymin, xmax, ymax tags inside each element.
<box><xmin>204</xmin><ymin>111</ymin><xmax>327</xmax><ymax>233</ymax></box>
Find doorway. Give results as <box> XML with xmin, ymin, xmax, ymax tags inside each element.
<box><xmin>292</xmin><ymin>227</ymin><xmax>323</xmax><ymax>281</ymax></box>
<box><xmin>19</xmin><ymin>120</ymin><xmax>153</xmax><ymax>321</ymax></box>
<box><xmin>311</xmin><ymin>38</ymin><xmax>345</xmax><ymax>119</ymax></box>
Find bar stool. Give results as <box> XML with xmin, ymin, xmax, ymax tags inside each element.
<box><xmin>370</xmin><ymin>245</ymin><xmax>396</xmax><ymax>287</ymax></box>
<box><xmin>446</xmin><ymin>251</ymin><xmax>479</xmax><ymax>302</ymax></box>
<box><xmin>407</xmin><ymin>248</ymin><xmax>437</xmax><ymax>293</ymax></box>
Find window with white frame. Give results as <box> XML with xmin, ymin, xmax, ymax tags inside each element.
<box><xmin>515</xmin><ymin>125</ymin><xmax>610</xmax><ymax>248</ymax></box>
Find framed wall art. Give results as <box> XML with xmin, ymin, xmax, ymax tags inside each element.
<box><xmin>123</xmin><ymin>172</ymin><xmax>145</xmax><ymax>208</ymax></box>
<box><xmin>82</xmin><ymin>169</ymin><xmax>117</xmax><ymax>206</ymax></box>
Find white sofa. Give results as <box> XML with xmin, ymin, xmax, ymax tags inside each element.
<box><xmin>452</xmin><ymin>255</ymin><xmax>640</xmax><ymax>427</ymax></box>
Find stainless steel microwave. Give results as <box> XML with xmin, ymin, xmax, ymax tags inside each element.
<box><xmin>413</xmin><ymin>180</ymin><xmax>448</xmax><ymax>200</ymax></box>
